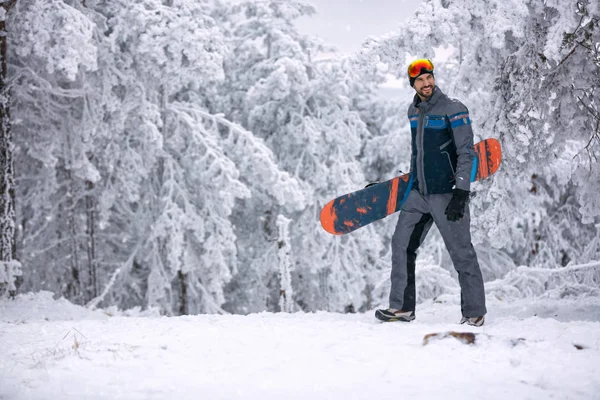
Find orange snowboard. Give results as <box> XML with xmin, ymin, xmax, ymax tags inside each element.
<box><xmin>320</xmin><ymin>138</ymin><xmax>502</xmax><ymax>235</ymax></box>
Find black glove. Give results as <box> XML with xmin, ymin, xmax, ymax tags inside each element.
<box><xmin>445</xmin><ymin>188</ymin><xmax>470</xmax><ymax>221</ymax></box>
<box><xmin>364</xmin><ymin>181</ymin><xmax>380</xmax><ymax>188</ymax></box>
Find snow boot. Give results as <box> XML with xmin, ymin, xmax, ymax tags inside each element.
<box><xmin>375</xmin><ymin>309</ymin><xmax>415</xmax><ymax>322</ymax></box>
<box><xmin>460</xmin><ymin>316</ymin><xmax>485</xmax><ymax>327</ymax></box>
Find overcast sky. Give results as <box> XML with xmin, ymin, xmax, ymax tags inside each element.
<box><xmin>295</xmin><ymin>0</ymin><xmax>420</xmax><ymax>54</ymax></box>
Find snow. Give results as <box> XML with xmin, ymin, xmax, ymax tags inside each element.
<box><xmin>2</xmin><ymin>292</ymin><xmax>599</xmax><ymax>399</ymax></box>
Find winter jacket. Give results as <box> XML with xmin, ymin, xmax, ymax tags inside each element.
<box><xmin>407</xmin><ymin>87</ymin><xmax>475</xmax><ymax>195</ymax></box>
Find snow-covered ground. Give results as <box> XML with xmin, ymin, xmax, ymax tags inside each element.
<box><xmin>1</xmin><ymin>291</ymin><xmax>599</xmax><ymax>400</ymax></box>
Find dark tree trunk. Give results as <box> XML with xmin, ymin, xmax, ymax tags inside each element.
<box><xmin>86</xmin><ymin>180</ymin><xmax>98</xmax><ymax>299</ymax></box>
<box><xmin>0</xmin><ymin>0</ymin><xmax>18</xmax><ymax>297</ymax></box>
<box><xmin>178</xmin><ymin>270</ymin><xmax>188</xmax><ymax>315</ymax></box>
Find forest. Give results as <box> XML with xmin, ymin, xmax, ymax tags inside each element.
<box><xmin>0</xmin><ymin>0</ymin><xmax>598</xmax><ymax>315</ymax></box>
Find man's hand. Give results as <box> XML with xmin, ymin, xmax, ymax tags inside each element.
<box><xmin>445</xmin><ymin>188</ymin><xmax>470</xmax><ymax>221</ymax></box>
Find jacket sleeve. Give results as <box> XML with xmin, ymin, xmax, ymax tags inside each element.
<box><xmin>447</xmin><ymin>101</ymin><xmax>475</xmax><ymax>192</ymax></box>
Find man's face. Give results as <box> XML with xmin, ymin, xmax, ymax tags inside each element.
<box><xmin>413</xmin><ymin>73</ymin><xmax>435</xmax><ymax>99</ymax></box>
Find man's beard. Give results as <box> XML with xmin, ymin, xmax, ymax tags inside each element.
<box><xmin>417</xmin><ymin>84</ymin><xmax>435</xmax><ymax>99</ymax></box>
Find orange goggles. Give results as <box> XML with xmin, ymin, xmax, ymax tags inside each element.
<box><xmin>407</xmin><ymin>59</ymin><xmax>434</xmax><ymax>78</ymax></box>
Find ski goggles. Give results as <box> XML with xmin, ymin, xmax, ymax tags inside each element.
<box><xmin>407</xmin><ymin>59</ymin><xmax>434</xmax><ymax>78</ymax></box>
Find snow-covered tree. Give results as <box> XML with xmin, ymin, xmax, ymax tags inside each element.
<box><xmin>10</xmin><ymin>0</ymin><xmax>304</xmax><ymax>314</ymax></box>
<box><xmin>13</xmin><ymin>0</ymin><xmax>598</xmax><ymax>314</ymax></box>
<box><xmin>10</xmin><ymin>0</ymin><xmax>100</xmax><ymax>303</ymax></box>
<box><xmin>214</xmin><ymin>1</ymin><xmax>387</xmax><ymax>313</ymax></box>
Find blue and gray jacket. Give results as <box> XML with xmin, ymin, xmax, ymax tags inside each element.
<box><xmin>407</xmin><ymin>87</ymin><xmax>475</xmax><ymax>195</ymax></box>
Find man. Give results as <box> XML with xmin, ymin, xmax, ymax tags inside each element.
<box><xmin>375</xmin><ymin>59</ymin><xmax>487</xmax><ymax>326</ymax></box>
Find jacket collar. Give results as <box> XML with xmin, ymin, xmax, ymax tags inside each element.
<box><xmin>412</xmin><ymin>86</ymin><xmax>445</xmax><ymax>112</ymax></box>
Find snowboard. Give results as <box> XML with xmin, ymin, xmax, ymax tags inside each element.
<box><xmin>320</xmin><ymin>138</ymin><xmax>502</xmax><ymax>235</ymax></box>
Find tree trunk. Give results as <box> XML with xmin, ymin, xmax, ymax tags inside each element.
<box><xmin>66</xmin><ymin>177</ymin><xmax>82</xmax><ymax>303</ymax></box>
<box><xmin>178</xmin><ymin>270</ymin><xmax>188</xmax><ymax>315</ymax></box>
<box><xmin>86</xmin><ymin>180</ymin><xmax>98</xmax><ymax>299</ymax></box>
<box><xmin>0</xmin><ymin>0</ymin><xmax>20</xmax><ymax>297</ymax></box>
<box><xmin>277</xmin><ymin>215</ymin><xmax>293</xmax><ymax>312</ymax></box>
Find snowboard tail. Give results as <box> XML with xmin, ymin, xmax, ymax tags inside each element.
<box><xmin>472</xmin><ymin>138</ymin><xmax>501</xmax><ymax>181</ymax></box>
<box><xmin>320</xmin><ymin>138</ymin><xmax>502</xmax><ymax>235</ymax></box>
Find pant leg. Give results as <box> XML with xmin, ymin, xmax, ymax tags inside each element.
<box><xmin>389</xmin><ymin>190</ymin><xmax>433</xmax><ymax>311</ymax></box>
<box><xmin>402</xmin><ymin>213</ymin><xmax>434</xmax><ymax>311</ymax></box>
<box><xmin>425</xmin><ymin>194</ymin><xmax>487</xmax><ymax>317</ymax></box>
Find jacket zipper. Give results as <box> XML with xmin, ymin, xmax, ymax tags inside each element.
<box><xmin>417</xmin><ymin>108</ymin><xmax>427</xmax><ymax>195</ymax></box>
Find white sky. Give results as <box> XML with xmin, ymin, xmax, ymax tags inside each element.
<box><xmin>295</xmin><ymin>0</ymin><xmax>420</xmax><ymax>54</ymax></box>
<box><xmin>295</xmin><ymin>0</ymin><xmax>422</xmax><ymax>89</ymax></box>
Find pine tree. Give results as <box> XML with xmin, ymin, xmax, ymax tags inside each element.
<box><xmin>11</xmin><ymin>0</ymin><xmax>103</xmax><ymax>304</ymax></box>
<box><xmin>215</xmin><ymin>1</ymin><xmax>387</xmax><ymax>312</ymax></box>
<box><xmin>10</xmin><ymin>0</ymin><xmax>310</xmax><ymax>314</ymax></box>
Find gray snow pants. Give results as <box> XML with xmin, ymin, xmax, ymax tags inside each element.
<box><xmin>389</xmin><ymin>189</ymin><xmax>487</xmax><ymax>317</ymax></box>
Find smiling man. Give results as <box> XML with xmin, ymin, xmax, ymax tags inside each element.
<box><xmin>375</xmin><ymin>59</ymin><xmax>487</xmax><ymax>326</ymax></box>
